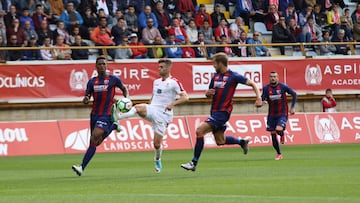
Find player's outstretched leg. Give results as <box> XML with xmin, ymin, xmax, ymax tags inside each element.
<box><xmin>181</xmin><ymin>137</ymin><xmax>204</xmax><ymax>171</ymax></box>
<box><xmin>224</xmin><ymin>136</ymin><xmax>249</xmax><ymax>154</ymax></box>
<box><xmin>277</xmin><ymin>131</ymin><xmax>285</xmax><ymax>144</ymax></box>
<box><xmin>271</xmin><ymin>134</ymin><xmax>282</xmax><ymax>160</ymax></box>
<box><xmin>72</xmin><ymin>144</ymin><xmax>97</xmax><ymax>176</ymax></box>
<box><xmin>154</xmin><ymin>147</ymin><xmax>163</xmax><ymax>173</ymax></box>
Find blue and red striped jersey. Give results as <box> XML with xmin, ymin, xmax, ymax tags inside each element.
<box><xmin>261</xmin><ymin>82</ymin><xmax>297</xmax><ymax>117</ymax></box>
<box><xmin>85</xmin><ymin>74</ymin><xmax>125</xmax><ymax>116</ymax></box>
<box><xmin>209</xmin><ymin>70</ymin><xmax>248</xmax><ymax>113</ymax></box>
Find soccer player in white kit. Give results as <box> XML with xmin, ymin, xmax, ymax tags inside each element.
<box><xmin>113</xmin><ymin>58</ymin><xmax>189</xmax><ymax>173</ymax></box>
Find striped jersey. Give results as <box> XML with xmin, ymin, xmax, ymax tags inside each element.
<box><xmin>209</xmin><ymin>70</ymin><xmax>248</xmax><ymax>113</ymax></box>
<box><xmin>261</xmin><ymin>82</ymin><xmax>297</xmax><ymax>117</ymax></box>
<box><xmin>85</xmin><ymin>74</ymin><xmax>125</xmax><ymax>116</ymax></box>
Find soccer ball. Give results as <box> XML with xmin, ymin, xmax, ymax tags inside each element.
<box><xmin>116</xmin><ymin>97</ymin><xmax>133</xmax><ymax>113</ymax></box>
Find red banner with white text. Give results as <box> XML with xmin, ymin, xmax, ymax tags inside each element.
<box><xmin>1</xmin><ymin>58</ymin><xmax>359</xmax><ymax>101</ymax></box>
<box><xmin>0</xmin><ymin>112</ymin><xmax>359</xmax><ymax>156</ymax></box>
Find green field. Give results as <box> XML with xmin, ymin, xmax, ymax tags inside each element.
<box><xmin>0</xmin><ymin>144</ymin><xmax>359</xmax><ymax>203</ymax></box>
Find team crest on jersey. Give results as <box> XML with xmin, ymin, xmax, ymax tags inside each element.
<box><xmin>157</xmin><ymin>89</ymin><xmax>162</xmax><ymax>94</ymax></box>
<box><xmin>104</xmin><ymin>79</ymin><xmax>109</xmax><ymax>84</ymax></box>
<box><xmin>69</xmin><ymin>69</ymin><xmax>88</xmax><ymax>91</ymax></box>
<box><xmin>305</xmin><ymin>64</ymin><xmax>322</xmax><ymax>85</ymax></box>
<box><xmin>314</xmin><ymin>115</ymin><xmax>340</xmax><ymax>143</ymax></box>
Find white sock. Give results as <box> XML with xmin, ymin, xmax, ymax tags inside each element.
<box><xmin>117</xmin><ymin>107</ymin><xmax>137</xmax><ymax>120</ymax></box>
<box><xmin>154</xmin><ymin>147</ymin><xmax>162</xmax><ymax>160</ymax></box>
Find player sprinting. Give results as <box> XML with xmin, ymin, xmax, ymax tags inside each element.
<box><xmin>258</xmin><ymin>71</ymin><xmax>297</xmax><ymax>160</ymax></box>
<box><xmin>112</xmin><ymin>58</ymin><xmax>189</xmax><ymax>173</ymax></box>
<box><xmin>72</xmin><ymin>55</ymin><xmax>129</xmax><ymax>176</ymax></box>
<box><xmin>181</xmin><ymin>52</ymin><xmax>263</xmax><ymax>172</ymax></box>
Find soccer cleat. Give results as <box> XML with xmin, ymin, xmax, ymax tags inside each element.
<box><xmin>113</xmin><ymin>122</ymin><xmax>122</xmax><ymax>133</ymax></box>
<box><xmin>111</xmin><ymin>103</ymin><xmax>120</xmax><ymax>123</ymax></box>
<box><xmin>180</xmin><ymin>161</ymin><xmax>196</xmax><ymax>172</ymax></box>
<box><xmin>72</xmin><ymin>165</ymin><xmax>83</xmax><ymax>176</ymax></box>
<box><xmin>155</xmin><ymin>159</ymin><xmax>162</xmax><ymax>173</ymax></box>
<box><xmin>240</xmin><ymin>139</ymin><xmax>249</xmax><ymax>155</ymax></box>
<box><xmin>275</xmin><ymin>154</ymin><xmax>283</xmax><ymax>160</ymax></box>
<box><xmin>280</xmin><ymin>135</ymin><xmax>285</xmax><ymax>144</ymax></box>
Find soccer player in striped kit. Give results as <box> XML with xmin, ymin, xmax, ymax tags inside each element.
<box><xmin>181</xmin><ymin>52</ymin><xmax>263</xmax><ymax>172</ymax></box>
<box><xmin>72</xmin><ymin>55</ymin><xmax>129</xmax><ymax>176</ymax></box>
<box><xmin>259</xmin><ymin>71</ymin><xmax>297</xmax><ymax>160</ymax></box>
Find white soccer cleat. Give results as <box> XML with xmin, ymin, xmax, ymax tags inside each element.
<box><xmin>111</xmin><ymin>104</ymin><xmax>120</xmax><ymax>122</ymax></box>
<box><xmin>155</xmin><ymin>159</ymin><xmax>162</xmax><ymax>173</ymax></box>
<box><xmin>180</xmin><ymin>161</ymin><xmax>196</xmax><ymax>172</ymax></box>
<box><xmin>72</xmin><ymin>165</ymin><xmax>83</xmax><ymax>176</ymax></box>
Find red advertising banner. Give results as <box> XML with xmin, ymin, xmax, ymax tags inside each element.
<box><xmin>0</xmin><ymin>121</ymin><xmax>64</xmax><ymax>156</ymax></box>
<box><xmin>1</xmin><ymin>58</ymin><xmax>359</xmax><ymax>101</ymax></box>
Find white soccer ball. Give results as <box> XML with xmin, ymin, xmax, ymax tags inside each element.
<box><xmin>117</xmin><ymin>97</ymin><xmax>133</xmax><ymax>113</ymax></box>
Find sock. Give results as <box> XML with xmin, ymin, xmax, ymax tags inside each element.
<box><xmin>154</xmin><ymin>147</ymin><xmax>162</xmax><ymax>160</ymax></box>
<box><xmin>117</xmin><ymin>107</ymin><xmax>137</xmax><ymax>120</ymax></box>
<box><xmin>271</xmin><ymin>134</ymin><xmax>281</xmax><ymax>154</ymax></box>
<box><xmin>192</xmin><ymin>137</ymin><xmax>204</xmax><ymax>165</ymax></box>
<box><xmin>81</xmin><ymin>145</ymin><xmax>97</xmax><ymax>170</ymax></box>
<box><xmin>225</xmin><ymin>136</ymin><xmax>241</xmax><ymax>145</ymax></box>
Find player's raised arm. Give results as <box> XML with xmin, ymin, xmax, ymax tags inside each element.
<box><xmin>120</xmin><ymin>85</ymin><xmax>129</xmax><ymax>98</ymax></box>
<box><xmin>246</xmin><ymin>79</ymin><xmax>262</xmax><ymax>107</ymax></box>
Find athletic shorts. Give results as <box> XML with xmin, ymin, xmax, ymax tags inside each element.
<box><xmin>205</xmin><ymin>111</ymin><xmax>230</xmax><ymax>133</ymax></box>
<box><xmin>266</xmin><ymin>115</ymin><xmax>288</xmax><ymax>131</ymax></box>
<box><xmin>145</xmin><ymin>105</ymin><xmax>173</xmax><ymax>136</ymax></box>
<box><xmin>90</xmin><ymin>114</ymin><xmax>113</xmax><ymax>134</ymax></box>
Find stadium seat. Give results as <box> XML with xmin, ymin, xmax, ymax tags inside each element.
<box><xmin>254</xmin><ymin>22</ymin><xmax>272</xmax><ymax>35</ymax></box>
<box><xmin>224</xmin><ymin>11</ymin><xmax>230</xmax><ymax>19</ymax></box>
<box><xmin>197</xmin><ymin>0</ymin><xmax>213</xmax><ymax>5</ymax></box>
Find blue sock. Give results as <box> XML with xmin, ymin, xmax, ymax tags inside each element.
<box><xmin>225</xmin><ymin>136</ymin><xmax>241</xmax><ymax>145</ymax></box>
<box><xmin>81</xmin><ymin>145</ymin><xmax>97</xmax><ymax>170</ymax></box>
<box><xmin>192</xmin><ymin>137</ymin><xmax>204</xmax><ymax>165</ymax></box>
<box><xmin>271</xmin><ymin>134</ymin><xmax>281</xmax><ymax>154</ymax></box>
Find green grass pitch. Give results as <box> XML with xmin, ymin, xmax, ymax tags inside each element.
<box><xmin>0</xmin><ymin>144</ymin><xmax>359</xmax><ymax>203</ymax></box>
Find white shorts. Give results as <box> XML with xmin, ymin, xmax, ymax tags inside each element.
<box><xmin>145</xmin><ymin>105</ymin><xmax>173</xmax><ymax>136</ymax></box>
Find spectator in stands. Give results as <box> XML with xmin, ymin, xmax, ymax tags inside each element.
<box><xmin>339</xmin><ymin>15</ymin><xmax>353</xmax><ymax>42</ymax></box>
<box><xmin>82</xmin><ymin>7</ymin><xmax>98</xmax><ymax>34</ymax></box>
<box><xmin>319</xmin><ymin>30</ymin><xmax>336</xmax><ymax>55</ymax></box>
<box><xmin>321</xmin><ymin>88</ymin><xmax>337</xmax><ymax>112</ymax></box>
<box><xmin>49</xmin><ymin>0</ymin><xmax>64</xmax><ymax>19</ymax></box>
<box><xmin>32</xmin><ymin>4</ymin><xmax>48</xmax><ymax>30</ymax></box>
<box><xmin>7</xmin><ymin>35</ymin><xmax>23</xmax><ymax>61</ymax></box>
<box><xmin>313</xmin><ymin>4</ymin><xmax>328</xmax><ymax>28</ymax></box>
<box><xmin>71</xmin><ymin>35</ymin><xmax>89</xmax><ymax>60</ymax></box>
<box><xmin>234</xmin><ymin>0</ymin><xmax>256</xmax><ymax>27</ymax></box>
<box><xmin>40</xmin><ymin>36</ymin><xmax>56</xmax><ymax>60</ymax></box>
<box><xmin>229</xmin><ymin>17</ymin><xmax>245</xmax><ymax>41</ymax></box>
<box><xmin>22</xmin><ymin>35</ymin><xmax>42</xmax><ymax>60</ymax></box>
<box><xmin>124</xmin><ymin>5</ymin><xmax>138</xmax><ymax>36</ymax></box>
<box><xmin>91</xmin><ymin>17</ymin><xmax>111</xmax><ymax>55</ymax></box>
<box><xmin>178</xmin><ymin>0</ymin><xmax>196</xmax><ymax>16</ymax></box>
<box><xmin>6</xmin><ymin>18</ymin><xmax>26</xmax><ymax>46</ymax></box>
<box><xmin>96</xmin><ymin>0</ymin><xmax>113</xmax><ymax>18</ymax></box>
<box><xmin>265</xmin><ymin>4</ymin><xmax>281</xmax><ymax>31</ymax></box>
<box><xmin>284</xmin><ymin>3</ymin><xmax>298</xmax><ymax>25</ymax></box>
<box><xmin>214</xmin><ymin>0</ymin><xmax>236</xmax><ymax>12</ymax></box>
<box><xmin>182</xmin><ymin>10</ymin><xmax>193</xmax><ymax>26</ymax></box>
<box><xmin>185</xmin><ymin>19</ymin><xmax>198</xmax><ymax>43</ymax></box>
<box><xmin>294</xmin><ymin>0</ymin><xmax>306</xmax><ymax>12</ymax></box>
<box><xmin>35</xmin><ymin>0</ymin><xmax>53</xmax><ymax>22</ymax></box>
<box><xmin>353</xmin><ymin>15</ymin><xmax>360</xmax><ymax>41</ymax></box>
<box><xmin>351</xmin><ymin>3</ymin><xmax>360</xmax><ymax>25</ymax></box>
<box><xmin>97</xmin><ymin>8</ymin><xmax>113</xmax><ymax>29</ymax></box>
<box><xmin>138</xmin><ymin>5</ymin><xmax>158</xmax><ymax>32</ymax></box>
<box><xmin>59</xmin><ymin>2</ymin><xmax>84</xmax><ymax>34</ymax></box>
<box><xmin>53</xmin><ymin>20</ymin><xmax>71</xmax><ymax>45</ymax></box>
<box><xmin>169</xmin><ymin>17</ymin><xmax>188</xmax><ymax>44</ymax></box>
<box><xmin>111</xmin><ymin>17</ymin><xmax>131</xmax><ymax>45</ymax></box>
<box><xmin>288</xmin><ymin>17</ymin><xmax>305</xmax><ymax>43</ymax></box>
<box><xmin>303</xmin><ymin>17</ymin><xmax>322</xmax><ymax>43</ymax></box>
<box><xmin>327</xmin><ymin>4</ymin><xmax>341</xmax><ymax>35</ymax></box>
<box><xmin>272</xmin><ymin>16</ymin><xmax>296</xmax><ymax>55</ymax></box>
<box><xmin>142</xmin><ymin>17</ymin><xmax>165</xmax><ymax>52</ymax></box>
<box><xmin>341</xmin><ymin>8</ymin><xmax>353</xmax><ymax>31</ymax></box>
<box><xmin>114</xmin><ymin>35</ymin><xmax>133</xmax><ymax>59</ymax></box>
<box><xmin>53</xmin><ymin>35</ymin><xmax>72</xmax><ymax>60</ymax></box>
<box><xmin>69</xmin><ymin>26</ymin><xmax>80</xmax><ymax>44</ymax></box>
<box><xmin>214</xmin><ymin>19</ymin><xmax>230</xmax><ymax>43</ymax></box>
<box><xmin>331</xmin><ymin>28</ymin><xmax>350</xmax><ymax>55</ymax></box>
<box><xmin>0</xmin><ymin>35</ymin><xmax>8</xmax><ymax>63</ymax></box>
<box><xmin>166</xmin><ymin>34</ymin><xmax>183</xmax><ymax>58</ymax></box>
<box><xmin>4</xmin><ymin>5</ymin><xmax>18</xmax><ymax>28</ymax></box>
<box><xmin>23</xmin><ymin>20</ymin><xmax>38</xmax><ymax>42</ymax></box>
<box><xmin>164</xmin><ymin>0</ymin><xmax>178</xmax><ymax>18</ymax></box>
<box><xmin>109</xmin><ymin>9</ymin><xmax>123</xmax><ymax>28</ymax></box>
<box><xmin>19</xmin><ymin>7</ymin><xmax>35</xmax><ymax>30</ymax></box>
<box><xmin>154</xmin><ymin>1</ymin><xmax>172</xmax><ymax>39</ymax></box>
<box><xmin>299</xmin><ymin>5</ymin><xmax>315</xmax><ymax>27</ymax></box>
<box><xmin>194</xmin><ymin>4</ymin><xmax>212</xmax><ymax>29</ymax></box>
<box><xmin>129</xmin><ymin>33</ymin><xmax>148</xmax><ymax>59</ymax></box>
<box><xmin>36</xmin><ymin>20</ymin><xmax>53</xmax><ymax>45</ymax></box>
<box><xmin>232</xmin><ymin>31</ymin><xmax>248</xmax><ymax>57</ymax></box>
<box><xmin>278</xmin><ymin>0</ymin><xmax>293</xmax><ymax>15</ymax></box>
<box><xmin>211</xmin><ymin>3</ymin><xmax>228</xmax><ymax>29</ymax></box>
<box><xmin>118</xmin><ymin>0</ymin><xmax>142</xmax><ymax>15</ymax></box>
<box><xmin>0</xmin><ymin>22</ymin><xmax>6</xmax><ymax>45</ymax></box>
<box><xmin>193</xmin><ymin>32</ymin><xmax>211</xmax><ymax>58</ymax></box>
<box><xmin>199</xmin><ymin>19</ymin><xmax>215</xmax><ymax>44</ymax></box>
<box><xmin>148</xmin><ymin>36</ymin><xmax>167</xmax><ymax>58</ymax></box>
<box><xmin>97</xmin><ymin>26</ymin><xmax>116</xmax><ymax>58</ymax></box>
<box><xmin>247</xmin><ymin>31</ymin><xmax>271</xmax><ymax>56</ymax></box>
<box><xmin>216</xmin><ymin>34</ymin><xmax>233</xmax><ymax>56</ymax></box>
<box><xmin>182</xmin><ymin>38</ymin><xmax>196</xmax><ymax>58</ymax></box>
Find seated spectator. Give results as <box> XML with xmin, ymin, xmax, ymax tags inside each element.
<box><xmin>0</xmin><ymin>35</ymin><xmax>8</xmax><ymax>63</ymax></box>
<box><xmin>182</xmin><ymin>10</ymin><xmax>193</xmax><ymax>26</ymax></box>
<box><xmin>36</xmin><ymin>20</ymin><xmax>53</xmax><ymax>46</ymax></box>
<box><xmin>303</xmin><ymin>17</ymin><xmax>322</xmax><ymax>43</ymax></box>
<box><xmin>247</xmin><ymin>31</ymin><xmax>271</xmax><ymax>56</ymax></box>
<box><xmin>53</xmin><ymin>21</ymin><xmax>71</xmax><ymax>45</ymax></box>
<box><xmin>199</xmin><ymin>20</ymin><xmax>215</xmax><ymax>44</ymax></box>
<box><xmin>216</xmin><ymin>34</ymin><xmax>233</xmax><ymax>56</ymax></box>
<box><xmin>193</xmin><ymin>32</ymin><xmax>212</xmax><ymax>58</ymax></box>
<box><xmin>114</xmin><ymin>35</ymin><xmax>132</xmax><ymax>59</ymax></box>
<box><xmin>138</xmin><ymin>5</ymin><xmax>158</xmax><ymax>31</ymax></box>
<box><xmin>194</xmin><ymin>4</ymin><xmax>212</xmax><ymax>29</ymax></box>
<box><xmin>178</xmin><ymin>0</ymin><xmax>196</xmax><ymax>16</ymax></box>
<box><xmin>288</xmin><ymin>17</ymin><xmax>306</xmax><ymax>43</ymax></box>
<box><xmin>214</xmin><ymin>19</ymin><xmax>230</xmax><ymax>43</ymax></box>
<box><xmin>19</xmin><ymin>7</ymin><xmax>35</xmax><ymax>30</ymax></box>
<box><xmin>154</xmin><ymin>1</ymin><xmax>172</xmax><ymax>39</ymax></box>
<box><xmin>123</xmin><ymin>5</ymin><xmax>138</xmax><ymax>35</ymax></box>
<box><xmin>182</xmin><ymin>38</ymin><xmax>196</xmax><ymax>58</ymax></box>
<box><xmin>164</xmin><ymin>0</ymin><xmax>178</xmax><ymax>18</ymax></box>
<box><xmin>110</xmin><ymin>9</ymin><xmax>124</xmax><ymax>28</ymax></box>
<box><xmin>97</xmin><ymin>26</ymin><xmax>116</xmax><ymax>58</ymax></box>
<box><xmin>211</xmin><ymin>3</ymin><xmax>228</xmax><ymax>29</ymax></box>
<box><xmin>165</xmin><ymin>34</ymin><xmax>182</xmax><ymax>58</ymax></box>
<box><xmin>265</xmin><ymin>4</ymin><xmax>281</xmax><ymax>31</ymax></box>
<box><xmin>91</xmin><ymin>17</ymin><xmax>114</xmax><ymax>57</ymax></box>
<box><xmin>32</xmin><ymin>4</ymin><xmax>48</xmax><ymax>30</ymax></box>
<box><xmin>129</xmin><ymin>33</ymin><xmax>148</xmax><ymax>59</ymax></box>
<box><xmin>234</xmin><ymin>0</ymin><xmax>256</xmax><ymax>27</ymax></box>
<box><xmin>327</xmin><ymin>4</ymin><xmax>341</xmax><ymax>35</ymax></box>
<box><xmin>49</xmin><ymin>0</ymin><xmax>65</xmax><ymax>19</ymax></box>
<box><xmin>185</xmin><ymin>19</ymin><xmax>198</xmax><ymax>43</ymax></box>
<box><xmin>284</xmin><ymin>3</ymin><xmax>298</xmax><ymax>26</ymax></box>
<box><xmin>321</xmin><ymin>88</ymin><xmax>337</xmax><ymax>112</ymax></box>
<box><xmin>230</xmin><ymin>17</ymin><xmax>246</xmax><ymax>42</ymax></box>
<box><xmin>331</xmin><ymin>28</ymin><xmax>350</xmax><ymax>55</ymax></box>
<box><xmin>112</xmin><ymin>17</ymin><xmax>131</xmax><ymax>45</ymax></box>
<box><xmin>4</xmin><ymin>5</ymin><xmax>19</xmax><ymax>28</ymax></box>
<box><xmin>168</xmin><ymin>17</ymin><xmax>188</xmax><ymax>44</ymax></box>
<box><xmin>341</xmin><ymin>8</ymin><xmax>354</xmax><ymax>31</ymax></box>
<box><xmin>232</xmin><ymin>31</ymin><xmax>248</xmax><ymax>57</ymax></box>
<box><xmin>37</xmin><ymin>0</ymin><xmax>55</xmax><ymax>23</ymax></box>
<box><xmin>22</xmin><ymin>35</ymin><xmax>42</xmax><ymax>60</ymax></box>
<box><xmin>40</xmin><ymin>36</ymin><xmax>56</xmax><ymax>60</ymax></box>
<box><xmin>71</xmin><ymin>35</ymin><xmax>89</xmax><ymax>60</ymax></box>
<box><xmin>0</xmin><ymin>22</ymin><xmax>6</xmax><ymax>45</ymax></box>
<box><xmin>314</xmin><ymin>4</ymin><xmax>328</xmax><ymax>29</ymax></box>
<box><xmin>82</xmin><ymin>7</ymin><xmax>98</xmax><ymax>35</ymax></box>
<box><xmin>7</xmin><ymin>35</ymin><xmax>23</xmax><ymax>61</ymax></box>
<box><xmin>149</xmin><ymin>36</ymin><xmax>168</xmax><ymax>58</ymax></box>
<box><xmin>23</xmin><ymin>20</ymin><xmax>38</xmax><ymax>42</ymax></box>
<box><xmin>59</xmin><ymin>2</ymin><xmax>84</xmax><ymax>30</ymax></box>
<box><xmin>97</xmin><ymin>8</ymin><xmax>113</xmax><ymax>29</ymax></box>
<box><xmin>53</xmin><ymin>35</ymin><xmax>72</xmax><ymax>60</ymax></box>
<box><xmin>142</xmin><ymin>18</ymin><xmax>165</xmax><ymax>45</ymax></box>
<box><xmin>69</xmin><ymin>26</ymin><xmax>81</xmax><ymax>44</ymax></box>
<box><xmin>353</xmin><ymin>15</ymin><xmax>360</xmax><ymax>41</ymax></box>
<box><xmin>252</xmin><ymin>0</ymin><xmax>268</xmax><ymax>22</ymax></box>
<box><xmin>319</xmin><ymin>30</ymin><xmax>336</xmax><ymax>55</ymax></box>
<box><xmin>299</xmin><ymin>5</ymin><xmax>315</xmax><ymax>27</ymax></box>
<box><xmin>272</xmin><ymin>16</ymin><xmax>296</xmax><ymax>55</ymax></box>
<box><xmin>6</xmin><ymin>18</ymin><xmax>26</xmax><ymax>46</ymax></box>
<box><xmin>214</xmin><ymin>0</ymin><xmax>236</xmax><ymax>12</ymax></box>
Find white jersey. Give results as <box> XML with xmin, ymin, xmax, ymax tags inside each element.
<box><xmin>150</xmin><ymin>76</ymin><xmax>185</xmax><ymax>114</ymax></box>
